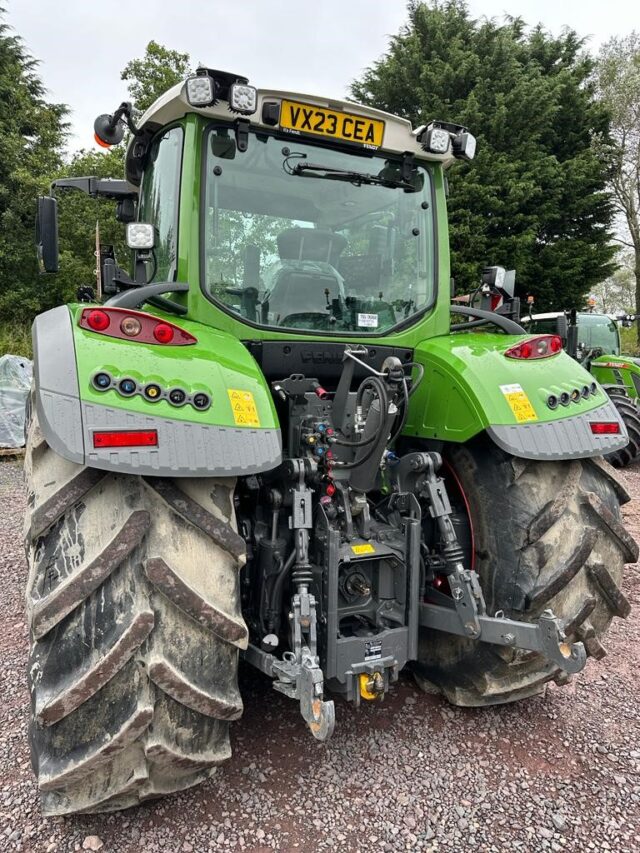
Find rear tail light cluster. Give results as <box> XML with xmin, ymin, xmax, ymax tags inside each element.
<box><xmin>80</xmin><ymin>307</ymin><xmax>196</xmax><ymax>346</ymax></box>
<box><xmin>91</xmin><ymin>372</ymin><xmax>211</xmax><ymax>411</ymax></box>
<box><xmin>504</xmin><ymin>335</ymin><xmax>563</xmax><ymax>360</ymax></box>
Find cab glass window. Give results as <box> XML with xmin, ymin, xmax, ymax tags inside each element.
<box><xmin>138</xmin><ymin>126</ymin><xmax>183</xmax><ymax>281</ymax></box>
<box><xmin>202</xmin><ymin>127</ymin><xmax>435</xmax><ymax>334</ymax></box>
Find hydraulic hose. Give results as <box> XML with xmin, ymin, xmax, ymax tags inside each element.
<box><xmin>267</xmin><ymin>549</ymin><xmax>297</xmax><ymax>633</ymax></box>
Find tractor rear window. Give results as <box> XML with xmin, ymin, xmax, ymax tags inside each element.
<box><xmin>202</xmin><ymin>127</ymin><xmax>435</xmax><ymax>334</ymax></box>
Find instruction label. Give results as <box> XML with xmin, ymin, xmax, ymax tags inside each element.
<box><xmin>499</xmin><ymin>383</ymin><xmax>538</xmax><ymax>423</ymax></box>
<box><xmin>227</xmin><ymin>389</ymin><xmax>260</xmax><ymax>427</ymax></box>
<box><xmin>352</xmin><ymin>543</ymin><xmax>375</xmax><ymax>555</ymax></box>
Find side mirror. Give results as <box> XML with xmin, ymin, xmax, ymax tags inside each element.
<box><xmin>35</xmin><ymin>196</ymin><xmax>59</xmax><ymax>273</ymax></box>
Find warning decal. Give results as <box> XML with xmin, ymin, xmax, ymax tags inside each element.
<box><xmin>499</xmin><ymin>384</ymin><xmax>538</xmax><ymax>423</ymax></box>
<box><xmin>352</xmin><ymin>543</ymin><xmax>375</xmax><ymax>555</ymax></box>
<box><xmin>227</xmin><ymin>389</ymin><xmax>261</xmax><ymax>427</ymax></box>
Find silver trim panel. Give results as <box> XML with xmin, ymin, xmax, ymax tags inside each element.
<box><xmin>82</xmin><ymin>402</ymin><xmax>282</xmax><ymax>477</ymax></box>
<box><xmin>487</xmin><ymin>398</ymin><xmax>628</xmax><ymax>460</ymax></box>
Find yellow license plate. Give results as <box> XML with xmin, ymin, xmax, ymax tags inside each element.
<box><xmin>279</xmin><ymin>99</ymin><xmax>384</xmax><ymax>149</ymax></box>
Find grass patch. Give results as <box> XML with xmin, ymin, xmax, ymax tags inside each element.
<box><xmin>0</xmin><ymin>323</ymin><xmax>32</xmax><ymax>359</ymax></box>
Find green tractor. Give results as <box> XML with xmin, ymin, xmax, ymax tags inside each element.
<box><xmin>27</xmin><ymin>70</ymin><xmax>637</xmax><ymax>815</ymax></box>
<box><xmin>525</xmin><ymin>310</ymin><xmax>640</xmax><ymax>467</ymax></box>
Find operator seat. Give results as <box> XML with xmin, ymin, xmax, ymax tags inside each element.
<box><xmin>265</xmin><ymin>228</ymin><xmax>347</xmax><ymax>326</ymax></box>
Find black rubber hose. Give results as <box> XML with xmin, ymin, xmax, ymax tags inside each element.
<box><xmin>388</xmin><ymin>377</ymin><xmax>410</xmax><ymax>446</ymax></box>
<box><xmin>267</xmin><ymin>550</ymin><xmax>296</xmax><ymax>633</ymax></box>
<box><xmin>337</xmin><ymin>376</ymin><xmax>390</xmax><ymax>470</ymax></box>
<box><xmin>406</xmin><ymin>362</ymin><xmax>425</xmax><ymax>397</ymax></box>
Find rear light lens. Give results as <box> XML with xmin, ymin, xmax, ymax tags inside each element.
<box><xmin>590</xmin><ymin>422</ymin><xmax>621</xmax><ymax>435</ymax></box>
<box><xmin>93</xmin><ymin>429</ymin><xmax>158</xmax><ymax>448</ymax></box>
<box><xmin>86</xmin><ymin>309</ymin><xmax>110</xmax><ymax>331</ymax></box>
<box><xmin>79</xmin><ymin>307</ymin><xmax>196</xmax><ymax>346</ymax></box>
<box><xmin>504</xmin><ymin>335</ymin><xmax>563</xmax><ymax>360</ymax></box>
<box><xmin>121</xmin><ymin>316</ymin><xmax>142</xmax><ymax>336</ymax></box>
<box><xmin>153</xmin><ymin>323</ymin><xmax>174</xmax><ymax>344</ymax></box>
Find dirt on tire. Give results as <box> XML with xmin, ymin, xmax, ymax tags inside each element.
<box><xmin>415</xmin><ymin>439</ymin><xmax>637</xmax><ymax>706</ymax></box>
<box><xmin>24</xmin><ymin>415</ymin><xmax>247</xmax><ymax>815</ymax></box>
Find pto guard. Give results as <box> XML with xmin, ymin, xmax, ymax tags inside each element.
<box><xmin>407</xmin><ymin>333</ymin><xmax>628</xmax><ymax>460</ymax></box>
<box><xmin>32</xmin><ymin>305</ymin><xmax>282</xmax><ymax>477</ymax></box>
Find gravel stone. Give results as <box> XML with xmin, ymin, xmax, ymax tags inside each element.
<box><xmin>82</xmin><ymin>837</ymin><xmax>104</xmax><ymax>851</ymax></box>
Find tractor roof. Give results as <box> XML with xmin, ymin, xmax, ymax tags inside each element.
<box><xmin>126</xmin><ymin>75</ymin><xmax>459</xmax><ymax>184</ymax></box>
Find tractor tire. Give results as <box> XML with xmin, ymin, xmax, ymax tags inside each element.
<box><xmin>414</xmin><ymin>438</ymin><xmax>637</xmax><ymax>707</ymax></box>
<box><xmin>604</xmin><ymin>390</ymin><xmax>640</xmax><ymax>468</ymax></box>
<box><xmin>23</xmin><ymin>413</ymin><xmax>248</xmax><ymax>815</ymax></box>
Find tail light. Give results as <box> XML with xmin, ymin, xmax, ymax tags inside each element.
<box><xmin>79</xmin><ymin>307</ymin><xmax>196</xmax><ymax>346</ymax></box>
<box><xmin>504</xmin><ymin>335</ymin><xmax>563</xmax><ymax>360</ymax></box>
<box><xmin>93</xmin><ymin>429</ymin><xmax>158</xmax><ymax>448</ymax></box>
<box><xmin>590</xmin><ymin>422</ymin><xmax>621</xmax><ymax>435</ymax></box>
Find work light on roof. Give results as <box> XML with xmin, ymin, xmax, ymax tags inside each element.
<box><xmin>452</xmin><ymin>131</ymin><xmax>476</xmax><ymax>161</ymax></box>
<box><xmin>185</xmin><ymin>74</ymin><xmax>216</xmax><ymax>107</ymax></box>
<box><xmin>421</xmin><ymin>126</ymin><xmax>450</xmax><ymax>155</ymax></box>
<box><xmin>229</xmin><ymin>82</ymin><xmax>258</xmax><ymax>115</ymax></box>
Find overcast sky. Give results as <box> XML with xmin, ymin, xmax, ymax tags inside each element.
<box><xmin>5</xmin><ymin>0</ymin><xmax>638</xmax><ymax>152</ymax></box>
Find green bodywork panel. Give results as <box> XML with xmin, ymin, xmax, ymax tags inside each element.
<box><xmin>589</xmin><ymin>354</ymin><xmax>640</xmax><ymax>402</ymax></box>
<box><xmin>71</xmin><ymin>305</ymin><xmax>279</xmax><ymax>430</ymax></box>
<box><xmin>405</xmin><ymin>334</ymin><xmax>605</xmax><ymax>442</ymax></box>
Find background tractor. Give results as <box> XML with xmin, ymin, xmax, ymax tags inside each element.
<box><xmin>525</xmin><ymin>310</ymin><xmax>640</xmax><ymax>467</ymax></box>
<box><xmin>25</xmin><ymin>69</ymin><xmax>637</xmax><ymax>815</ymax></box>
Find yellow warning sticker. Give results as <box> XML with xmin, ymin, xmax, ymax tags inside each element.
<box><xmin>500</xmin><ymin>383</ymin><xmax>538</xmax><ymax>423</ymax></box>
<box><xmin>227</xmin><ymin>389</ymin><xmax>261</xmax><ymax>427</ymax></box>
<box><xmin>352</xmin><ymin>543</ymin><xmax>375</xmax><ymax>555</ymax></box>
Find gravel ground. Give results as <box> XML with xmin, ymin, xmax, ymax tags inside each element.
<box><xmin>1</xmin><ymin>458</ymin><xmax>639</xmax><ymax>853</ymax></box>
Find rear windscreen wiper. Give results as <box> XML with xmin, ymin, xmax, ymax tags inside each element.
<box><xmin>290</xmin><ymin>161</ymin><xmax>419</xmax><ymax>192</ymax></box>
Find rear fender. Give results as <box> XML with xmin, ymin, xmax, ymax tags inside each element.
<box><xmin>406</xmin><ymin>333</ymin><xmax>628</xmax><ymax>460</ymax></box>
<box><xmin>32</xmin><ymin>305</ymin><xmax>282</xmax><ymax>476</ymax></box>
<box><xmin>590</xmin><ymin>355</ymin><xmax>640</xmax><ymax>401</ymax></box>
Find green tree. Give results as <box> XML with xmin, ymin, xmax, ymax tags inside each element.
<box><xmin>0</xmin><ymin>12</ymin><xmax>68</xmax><ymax>330</ymax></box>
<box><xmin>595</xmin><ymin>33</ymin><xmax>640</xmax><ymax>343</ymax></box>
<box><xmin>590</xmin><ymin>251</ymin><xmax>636</xmax><ymax>314</ymax></box>
<box><xmin>121</xmin><ymin>40</ymin><xmax>191</xmax><ymax>114</ymax></box>
<box><xmin>53</xmin><ymin>147</ymin><xmax>130</xmax><ymax>304</ymax></box>
<box><xmin>351</xmin><ymin>1</ymin><xmax>616</xmax><ymax>310</ymax></box>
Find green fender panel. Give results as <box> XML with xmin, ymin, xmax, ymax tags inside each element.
<box><xmin>590</xmin><ymin>354</ymin><xmax>640</xmax><ymax>401</ymax></box>
<box><xmin>404</xmin><ymin>333</ymin><xmax>628</xmax><ymax>460</ymax></box>
<box><xmin>32</xmin><ymin>304</ymin><xmax>282</xmax><ymax>477</ymax></box>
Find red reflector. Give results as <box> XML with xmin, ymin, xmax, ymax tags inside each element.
<box><xmin>153</xmin><ymin>322</ymin><xmax>175</xmax><ymax>344</ymax></box>
<box><xmin>86</xmin><ymin>309</ymin><xmax>110</xmax><ymax>331</ymax></box>
<box><xmin>93</xmin><ymin>430</ymin><xmax>158</xmax><ymax>448</ymax></box>
<box><xmin>504</xmin><ymin>335</ymin><xmax>563</xmax><ymax>360</ymax></box>
<box><xmin>589</xmin><ymin>422</ymin><xmax>621</xmax><ymax>435</ymax></box>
